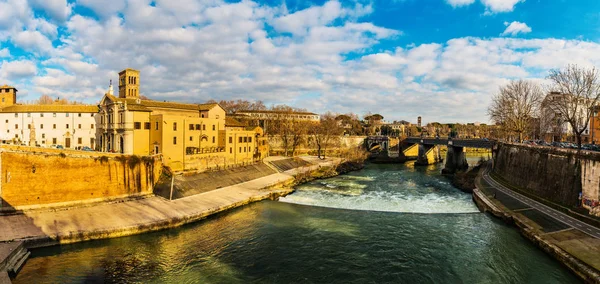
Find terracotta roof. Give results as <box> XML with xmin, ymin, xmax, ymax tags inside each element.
<box><xmin>0</xmin><ymin>104</ymin><xmax>98</xmax><ymax>113</ymax></box>
<box><xmin>236</xmin><ymin>109</ymin><xmax>318</xmax><ymax>115</ymax></box>
<box><xmin>225</xmin><ymin>117</ymin><xmax>247</xmax><ymax>127</ymax></box>
<box><xmin>127</xmin><ymin>104</ymin><xmax>152</xmax><ymax>112</ymax></box>
<box><xmin>104</xmin><ymin>94</ymin><xmax>218</xmax><ymax>111</ymax></box>
<box><xmin>0</xmin><ymin>84</ymin><xmax>17</xmax><ymax>90</ymax></box>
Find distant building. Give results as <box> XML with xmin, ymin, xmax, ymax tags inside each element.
<box><xmin>0</xmin><ymin>85</ymin><xmax>97</xmax><ymax>148</ymax></box>
<box><xmin>234</xmin><ymin>109</ymin><xmax>320</xmax><ymax>134</ymax></box>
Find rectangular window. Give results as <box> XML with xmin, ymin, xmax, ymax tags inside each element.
<box><xmin>91</xmin><ymin>124</ymin><xmax>94</xmax><ymax>129</ymax></box>
<box><xmin>212</xmin><ymin>136</ymin><xmax>215</xmax><ymax>143</ymax></box>
<box><xmin>173</xmin><ymin>122</ymin><xmax>177</xmax><ymax>131</ymax></box>
<box><xmin>134</xmin><ymin>122</ymin><xmax>141</xmax><ymax>129</ymax></box>
<box><xmin>144</xmin><ymin>122</ymin><xmax>150</xmax><ymax>130</ymax></box>
<box><xmin>78</xmin><ymin>124</ymin><xmax>81</xmax><ymax>129</ymax></box>
<box><xmin>27</xmin><ymin>113</ymin><xmax>31</xmax><ymax>117</ymax></box>
<box><xmin>53</xmin><ymin>138</ymin><xmax>57</xmax><ymax>144</ymax></box>
<box><xmin>189</xmin><ymin>124</ymin><xmax>194</xmax><ymax>130</ymax></box>
<box><xmin>195</xmin><ymin>124</ymin><xmax>200</xmax><ymax>130</ymax></box>
<box><xmin>230</xmin><ymin>147</ymin><xmax>232</xmax><ymax>153</ymax></box>
<box><xmin>78</xmin><ymin>138</ymin><xmax>82</xmax><ymax>144</ymax></box>
<box><xmin>229</xmin><ymin>137</ymin><xmax>232</xmax><ymax>143</ymax></box>
<box><xmin>239</xmin><ymin>147</ymin><xmax>241</xmax><ymax>153</ymax></box>
<box><xmin>14</xmin><ymin>113</ymin><xmax>17</xmax><ymax>118</ymax></box>
<box><xmin>91</xmin><ymin>113</ymin><xmax>94</xmax><ymax>117</ymax></box>
<box><xmin>155</xmin><ymin>121</ymin><xmax>159</xmax><ymax>130</ymax></box>
<box><xmin>14</xmin><ymin>124</ymin><xmax>17</xmax><ymax>129</ymax></box>
<box><xmin>78</xmin><ymin>113</ymin><xmax>82</xmax><ymax>117</ymax></box>
<box><xmin>42</xmin><ymin>134</ymin><xmax>45</xmax><ymax>139</ymax></box>
<box><xmin>189</xmin><ymin>136</ymin><xmax>193</xmax><ymax>141</ymax></box>
<box><xmin>173</xmin><ymin>137</ymin><xmax>177</xmax><ymax>145</ymax></box>
<box><xmin>27</xmin><ymin>124</ymin><xmax>31</xmax><ymax>129</ymax></box>
<box><xmin>91</xmin><ymin>138</ymin><xmax>95</xmax><ymax>146</ymax></box>
<box><xmin>40</xmin><ymin>124</ymin><xmax>43</xmax><ymax>129</ymax></box>
<box><xmin>66</xmin><ymin>124</ymin><xmax>69</xmax><ymax>129</ymax></box>
<box><xmin>249</xmin><ymin>137</ymin><xmax>252</xmax><ymax>143</ymax></box>
<box><xmin>53</xmin><ymin>124</ymin><xmax>56</xmax><ymax>129</ymax></box>
<box><xmin>203</xmin><ymin>125</ymin><xmax>206</xmax><ymax>131</ymax></box>
<box><xmin>239</xmin><ymin>137</ymin><xmax>242</xmax><ymax>143</ymax></box>
<box><xmin>66</xmin><ymin>113</ymin><xmax>69</xmax><ymax>117</ymax></box>
<box><xmin>212</xmin><ymin>125</ymin><xmax>215</xmax><ymax>131</ymax></box>
<box><xmin>244</xmin><ymin>137</ymin><xmax>247</xmax><ymax>143</ymax></box>
<box><xmin>40</xmin><ymin>113</ymin><xmax>44</xmax><ymax>117</ymax></box>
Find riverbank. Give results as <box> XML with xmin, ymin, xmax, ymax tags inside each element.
<box><xmin>473</xmin><ymin>165</ymin><xmax>600</xmax><ymax>283</ymax></box>
<box><xmin>0</xmin><ymin>157</ymin><xmax>352</xmax><ymax>251</ymax></box>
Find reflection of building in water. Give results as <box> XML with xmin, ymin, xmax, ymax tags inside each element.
<box><xmin>97</xmin><ymin>69</ymin><xmax>266</xmax><ymax>172</ymax></box>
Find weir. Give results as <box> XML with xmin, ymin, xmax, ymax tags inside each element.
<box><xmin>401</xmin><ymin>137</ymin><xmax>494</xmax><ymax>171</ymax></box>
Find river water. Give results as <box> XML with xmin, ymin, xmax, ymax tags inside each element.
<box><xmin>14</xmin><ymin>160</ymin><xmax>580</xmax><ymax>283</ymax></box>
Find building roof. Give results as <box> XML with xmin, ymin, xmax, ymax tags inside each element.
<box><xmin>236</xmin><ymin>109</ymin><xmax>318</xmax><ymax>115</ymax></box>
<box><xmin>105</xmin><ymin>94</ymin><xmax>218</xmax><ymax>112</ymax></box>
<box><xmin>0</xmin><ymin>84</ymin><xmax>17</xmax><ymax>91</ymax></box>
<box><xmin>0</xmin><ymin>104</ymin><xmax>98</xmax><ymax>113</ymax></box>
<box><xmin>225</xmin><ymin>117</ymin><xmax>247</xmax><ymax>127</ymax></box>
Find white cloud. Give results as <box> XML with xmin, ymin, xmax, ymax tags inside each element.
<box><xmin>7</xmin><ymin>0</ymin><xmax>600</xmax><ymax>124</ymax></box>
<box><xmin>481</xmin><ymin>0</ymin><xmax>524</xmax><ymax>13</ymax></box>
<box><xmin>446</xmin><ymin>0</ymin><xmax>476</xmax><ymax>8</ymax></box>
<box><xmin>12</xmin><ymin>30</ymin><xmax>53</xmax><ymax>53</ymax></box>
<box><xmin>29</xmin><ymin>0</ymin><xmax>72</xmax><ymax>22</ymax></box>
<box><xmin>0</xmin><ymin>60</ymin><xmax>37</xmax><ymax>79</ymax></box>
<box><xmin>501</xmin><ymin>21</ymin><xmax>531</xmax><ymax>36</ymax></box>
<box><xmin>0</xmin><ymin>48</ymin><xmax>10</xmax><ymax>57</ymax></box>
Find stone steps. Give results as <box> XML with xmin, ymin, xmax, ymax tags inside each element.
<box><xmin>0</xmin><ymin>242</ymin><xmax>29</xmax><ymax>281</ymax></box>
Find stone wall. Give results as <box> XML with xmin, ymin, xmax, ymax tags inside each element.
<box><xmin>493</xmin><ymin>143</ymin><xmax>600</xmax><ymax>212</ymax></box>
<box><xmin>0</xmin><ymin>148</ymin><xmax>162</xmax><ymax>209</ymax></box>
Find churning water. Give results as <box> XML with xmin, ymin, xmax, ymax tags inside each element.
<box><xmin>14</xmin><ymin>160</ymin><xmax>580</xmax><ymax>284</ymax></box>
<box><xmin>280</xmin><ymin>162</ymin><xmax>479</xmax><ymax>214</ymax></box>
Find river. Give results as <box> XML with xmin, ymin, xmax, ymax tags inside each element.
<box><xmin>14</xmin><ymin>159</ymin><xmax>580</xmax><ymax>283</ymax></box>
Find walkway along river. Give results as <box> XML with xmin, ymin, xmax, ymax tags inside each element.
<box><xmin>13</xmin><ymin>160</ymin><xmax>581</xmax><ymax>283</ymax></box>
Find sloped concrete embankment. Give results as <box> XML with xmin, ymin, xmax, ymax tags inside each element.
<box><xmin>472</xmin><ymin>187</ymin><xmax>600</xmax><ymax>283</ymax></box>
<box><xmin>0</xmin><ymin>157</ymin><xmax>347</xmax><ymax>250</ymax></box>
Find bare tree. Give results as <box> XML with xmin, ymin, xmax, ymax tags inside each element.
<box><xmin>547</xmin><ymin>64</ymin><xmax>600</xmax><ymax>149</ymax></box>
<box><xmin>488</xmin><ymin>80</ymin><xmax>544</xmax><ymax>142</ymax></box>
<box><xmin>310</xmin><ymin>112</ymin><xmax>343</xmax><ymax>159</ymax></box>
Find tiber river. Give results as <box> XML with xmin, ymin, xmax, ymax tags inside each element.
<box><xmin>14</xmin><ymin>157</ymin><xmax>580</xmax><ymax>283</ymax></box>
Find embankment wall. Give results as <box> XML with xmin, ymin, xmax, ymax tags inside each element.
<box><xmin>493</xmin><ymin>143</ymin><xmax>600</xmax><ymax>215</ymax></box>
<box><xmin>0</xmin><ymin>148</ymin><xmax>162</xmax><ymax>209</ymax></box>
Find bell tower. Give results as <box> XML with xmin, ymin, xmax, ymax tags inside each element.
<box><xmin>0</xmin><ymin>85</ymin><xmax>17</xmax><ymax>108</ymax></box>
<box><xmin>118</xmin><ymin>68</ymin><xmax>140</xmax><ymax>99</ymax></box>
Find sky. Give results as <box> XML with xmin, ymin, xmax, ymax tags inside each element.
<box><xmin>1</xmin><ymin>0</ymin><xmax>600</xmax><ymax>124</ymax></box>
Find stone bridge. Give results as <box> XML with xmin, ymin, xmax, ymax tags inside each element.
<box><xmin>404</xmin><ymin>137</ymin><xmax>495</xmax><ymax>174</ymax></box>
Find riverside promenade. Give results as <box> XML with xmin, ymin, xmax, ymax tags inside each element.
<box><xmin>474</xmin><ymin>165</ymin><xmax>600</xmax><ymax>283</ymax></box>
<box><xmin>0</xmin><ymin>156</ymin><xmax>340</xmax><ymax>248</ymax></box>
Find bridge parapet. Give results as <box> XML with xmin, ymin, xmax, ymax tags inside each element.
<box><xmin>404</xmin><ymin>137</ymin><xmax>495</xmax><ymax>149</ymax></box>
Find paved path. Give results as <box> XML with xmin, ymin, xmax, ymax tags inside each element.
<box><xmin>0</xmin><ymin>157</ymin><xmax>340</xmax><ymax>247</ymax></box>
<box><xmin>481</xmin><ymin>165</ymin><xmax>600</xmax><ymax>239</ymax></box>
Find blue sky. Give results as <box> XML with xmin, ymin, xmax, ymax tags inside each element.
<box><xmin>1</xmin><ymin>0</ymin><xmax>600</xmax><ymax>124</ymax></box>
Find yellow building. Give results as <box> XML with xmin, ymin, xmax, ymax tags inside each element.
<box><xmin>98</xmin><ymin>68</ymin><xmax>266</xmax><ymax>172</ymax></box>
<box><xmin>0</xmin><ymin>85</ymin><xmax>17</xmax><ymax>108</ymax></box>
